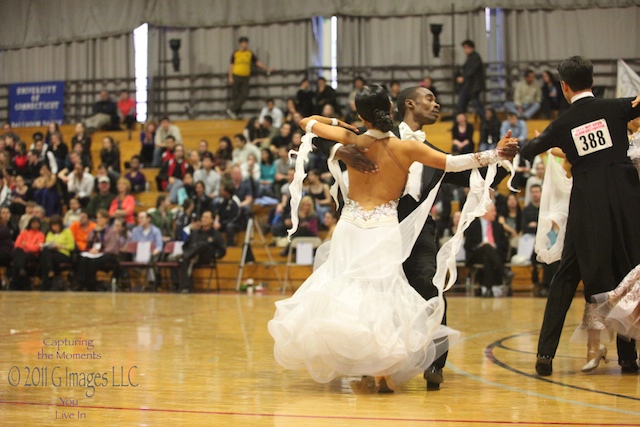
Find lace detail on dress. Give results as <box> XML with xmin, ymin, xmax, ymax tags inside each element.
<box><xmin>472</xmin><ymin>149</ymin><xmax>502</xmax><ymax>167</ymax></box>
<box><xmin>343</xmin><ymin>199</ymin><xmax>398</xmax><ymax>222</ymax></box>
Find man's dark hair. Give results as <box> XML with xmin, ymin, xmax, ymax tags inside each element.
<box><xmin>524</xmin><ymin>69</ymin><xmax>535</xmax><ymax>78</ymax></box>
<box><xmin>239</xmin><ymin>36</ymin><xmax>249</xmax><ymax>43</ymax></box>
<box><xmin>165</xmin><ymin>135</ymin><xmax>176</xmax><ymax>142</ymax></box>
<box><xmin>390</xmin><ymin>80</ymin><xmax>400</xmax><ymax>87</ymax></box>
<box><xmin>461</xmin><ymin>39</ymin><xmax>475</xmax><ymax>49</ymax></box>
<box><xmin>396</xmin><ymin>86</ymin><xmax>423</xmax><ymax>118</ymax></box>
<box><xmin>160</xmin><ymin>116</ymin><xmax>170</xmax><ymax>123</ymax></box>
<box><xmin>234</xmin><ymin>133</ymin><xmax>247</xmax><ymax>143</ymax></box>
<box><xmin>317</xmin><ymin>77</ymin><xmax>327</xmax><ymax>83</ymax></box>
<box><xmin>222</xmin><ymin>182</ymin><xmax>236</xmax><ymax>196</ymax></box>
<box><xmin>266</xmin><ymin>98</ymin><xmax>274</xmax><ymax>104</ymax></box>
<box><xmin>530</xmin><ymin>184</ymin><xmax>542</xmax><ymax>191</ymax></box>
<box><xmin>263</xmin><ymin>115</ymin><xmax>273</xmax><ymax>125</ymax></box>
<box><xmin>353</xmin><ymin>76</ymin><xmax>366</xmax><ymax>85</ymax></box>
<box><xmin>32</xmin><ymin>132</ymin><xmax>44</xmax><ymax>142</ymax></box>
<box><xmin>219</xmin><ymin>136</ymin><xmax>231</xmax><ymax>145</ymax></box>
<box><xmin>557</xmin><ymin>55</ymin><xmax>593</xmax><ymax>92</ymax></box>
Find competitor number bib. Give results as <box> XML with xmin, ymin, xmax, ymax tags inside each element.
<box><xmin>571</xmin><ymin>118</ymin><xmax>613</xmax><ymax>157</ymax></box>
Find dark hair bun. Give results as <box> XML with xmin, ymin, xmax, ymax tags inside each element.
<box><xmin>372</xmin><ymin>109</ymin><xmax>394</xmax><ymax>132</ymax></box>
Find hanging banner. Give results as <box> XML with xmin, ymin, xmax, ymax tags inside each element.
<box><xmin>9</xmin><ymin>81</ymin><xmax>65</xmax><ymax>127</ymax></box>
<box><xmin>616</xmin><ymin>60</ymin><xmax>640</xmax><ymax>99</ymax></box>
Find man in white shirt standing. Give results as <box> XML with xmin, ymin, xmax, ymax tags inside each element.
<box><xmin>258</xmin><ymin>98</ymin><xmax>284</xmax><ymax>129</ymax></box>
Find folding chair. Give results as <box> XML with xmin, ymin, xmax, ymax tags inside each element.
<box><xmin>155</xmin><ymin>241</ymin><xmax>181</xmax><ymax>292</ymax></box>
<box><xmin>118</xmin><ymin>241</ymin><xmax>156</xmax><ymax>291</ymax></box>
<box><xmin>281</xmin><ymin>236</ymin><xmax>323</xmax><ymax>293</ymax></box>
<box><xmin>192</xmin><ymin>255</ymin><xmax>221</xmax><ymax>293</ymax></box>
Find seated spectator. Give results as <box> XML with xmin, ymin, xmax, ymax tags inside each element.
<box><xmin>229</xmin><ymin>165</ymin><xmax>254</xmax><ymax>218</ymax></box>
<box><xmin>345</xmin><ymin>76</ymin><xmax>366</xmax><ymax>124</ymax></box>
<box><xmin>66</xmin><ymin>162</ymin><xmax>94</xmax><ymax>207</ymax></box>
<box><xmin>0</xmin><ymin>206</ymin><xmax>18</xmax><ymax>277</ymax></box>
<box><xmin>153</xmin><ymin>116</ymin><xmax>182</xmax><ymax>167</ymax></box>
<box><xmin>215</xmin><ymin>182</ymin><xmax>242</xmax><ymax>247</ymax></box>
<box><xmin>85</xmin><ymin>90</ymin><xmax>119</xmax><ymax>131</ymax></box>
<box><xmin>315</xmin><ymin>76</ymin><xmax>339</xmax><ymax>115</ymax></box>
<box><xmin>71</xmin><ymin>122</ymin><xmax>91</xmax><ymax>158</ymax></box>
<box><xmin>177</xmin><ymin>210</ymin><xmax>226</xmax><ymax>293</ymax></box>
<box><xmin>0</xmin><ymin>172</ymin><xmax>10</xmax><ymax>208</ymax></box>
<box><xmin>63</xmin><ymin>197</ymin><xmax>82</xmax><ymax>227</ymax></box>
<box><xmin>117</xmin><ymin>89</ymin><xmax>136</xmax><ymax>130</ymax></box>
<box><xmin>296</xmin><ymin>78</ymin><xmax>315</xmax><ymax>117</ymax></box>
<box><xmin>63</xmin><ymin>142</ymin><xmax>92</xmax><ymax>172</ymax></box>
<box><xmin>254</xmin><ymin>116</ymin><xmax>279</xmax><ymax>148</ymax></box>
<box><xmin>240</xmin><ymin>153</ymin><xmax>260</xmax><ymax>182</ymax></box>
<box><xmin>193</xmin><ymin>153</ymin><xmax>221</xmax><ymax>199</ymax></box>
<box><xmin>451</xmin><ymin>113</ymin><xmax>475</xmax><ymax>154</ymax></box>
<box><xmin>32</xmin><ymin>205</ymin><xmax>50</xmax><ymax>234</ymax></box>
<box><xmin>174</xmin><ymin>198</ymin><xmax>196</xmax><ymax>241</ymax></box>
<box><xmin>498</xmin><ymin>193</ymin><xmax>522</xmax><ymax>254</ymax></box>
<box><xmin>12</xmin><ymin>141</ymin><xmax>29</xmax><ymax>176</ymax></box>
<box><xmin>109</xmin><ymin>178</ymin><xmax>135</xmax><ymax>225</ymax></box>
<box><xmin>541</xmin><ymin>70</ymin><xmax>567</xmax><ymax>119</ymax></box>
<box><xmin>464</xmin><ymin>203</ymin><xmax>510</xmax><ymax>297</ymax></box>
<box><xmin>139</xmin><ymin>121</ymin><xmax>156</xmax><ymax>167</ymax></box>
<box><xmin>478</xmin><ymin>108</ymin><xmax>501</xmax><ymax>151</ymax></box>
<box><xmin>100</xmin><ymin>136</ymin><xmax>121</xmax><ymax>179</ymax></box>
<box><xmin>48</xmin><ymin>131</ymin><xmax>68</xmax><ymax>171</ymax></box>
<box><xmin>157</xmin><ymin>144</ymin><xmax>193</xmax><ymax>203</ymax></box>
<box><xmin>270</xmin><ymin>122</ymin><xmax>292</xmax><ymax>153</ymax></box>
<box><xmin>23</xmin><ymin>149</ymin><xmax>42</xmax><ymax>186</ymax></box>
<box><xmin>93</xmin><ymin>164</ymin><xmax>117</xmax><ymax>194</ymax></box>
<box><xmin>524</xmin><ymin>159</ymin><xmax>545</xmax><ymax>206</ymax></box>
<box><xmin>197</xmin><ymin>139</ymin><xmax>213</xmax><ymax>160</ymax></box>
<box><xmin>273</xmin><ymin>146</ymin><xmax>293</xmax><ymax>199</ymax></box>
<box><xmin>243</xmin><ymin>117</ymin><xmax>265</xmax><ymax>146</ymax></box>
<box><xmin>10</xmin><ymin>216</ymin><xmax>45</xmax><ymax>290</ymax></box>
<box><xmin>150</xmin><ymin>195</ymin><xmax>174</xmax><ymax>242</ymax></box>
<box><xmin>323</xmin><ymin>210</ymin><xmax>339</xmax><ymax>241</ymax></box>
<box><xmin>268</xmin><ymin>168</ymin><xmax>294</xmax><ymax>237</ymax></box>
<box><xmin>44</xmin><ymin>122</ymin><xmax>59</xmax><ymax>147</ymax></box>
<box><xmin>76</xmin><ymin>214</ymin><xmax>128</xmax><ymax>291</ymax></box>
<box><xmin>124</xmin><ymin>155</ymin><xmax>147</xmax><ymax>194</ymax></box>
<box><xmin>232</xmin><ymin>133</ymin><xmax>261</xmax><ymax>166</ymax></box>
<box><xmin>215</xmin><ymin>136</ymin><xmax>233</xmax><ymax>171</ymax></box>
<box><xmin>258</xmin><ymin>149</ymin><xmax>276</xmax><ymax>197</ymax></box>
<box><xmin>279</xmin><ymin>195</ymin><xmax>319</xmax><ymax>256</ymax></box>
<box><xmin>18</xmin><ymin>201</ymin><xmax>36</xmax><ymax>231</ymax></box>
<box><xmin>39</xmin><ymin>215</ymin><xmax>75</xmax><ymax>290</ymax></box>
<box><xmin>505</xmin><ymin>69</ymin><xmax>541</xmax><ymax>120</ymax></box>
<box><xmin>176</xmin><ymin>173</ymin><xmax>196</xmax><ymax>206</ymax></box>
<box><xmin>284</xmin><ymin>97</ymin><xmax>299</xmax><ymax>124</ymax></box>
<box><xmin>190</xmin><ymin>180</ymin><xmax>212</xmax><ymax>218</ymax></box>
<box><xmin>420</xmin><ymin>76</ymin><xmax>439</xmax><ymax>100</ymax></box>
<box><xmin>69</xmin><ymin>210</ymin><xmax>96</xmax><ymax>252</ymax></box>
<box><xmin>32</xmin><ymin>163</ymin><xmax>61</xmax><ymax>217</ymax></box>
<box><xmin>258</xmin><ymin>98</ymin><xmax>284</xmax><ymax>129</ymax></box>
<box><xmin>34</xmin><ymin>139</ymin><xmax>58</xmax><ymax>174</ymax></box>
<box><xmin>87</xmin><ymin>176</ymin><xmax>116</xmax><ymax>219</ymax></box>
<box><xmin>130</xmin><ymin>210</ymin><xmax>163</xmax><ymax>258</ymax></box>
<box><xmin>305</xmin><ymin>169</ymin><xmax>331</xmax><ymax>221</ymax></box>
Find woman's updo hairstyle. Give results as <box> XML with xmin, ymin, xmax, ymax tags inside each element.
<box><xmin>355</xmin><ymin>85</ymin><xmax>394</xmax><ymax>132</ymax></box>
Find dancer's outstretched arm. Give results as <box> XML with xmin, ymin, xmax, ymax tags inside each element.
<box><xmin>299</xmin><ymin>116</ymin><xmax>362</xmax><ymax>146</ymax></box>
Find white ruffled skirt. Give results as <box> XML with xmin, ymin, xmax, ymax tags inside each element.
<box><xmin>268</xmin><ymin>200</ymin><xmax>458</xmax><ymax>385</ymax></box>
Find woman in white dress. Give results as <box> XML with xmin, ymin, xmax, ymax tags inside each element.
<box><xmin>268</xmin><ymin>85</ymin><xmax>517</xmax><ymax>392</ymax></box>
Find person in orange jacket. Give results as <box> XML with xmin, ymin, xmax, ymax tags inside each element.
<box><xmin>11</xmin><ymin>216</ymin><xmax>45</xmax><ymax>290</ymax></box>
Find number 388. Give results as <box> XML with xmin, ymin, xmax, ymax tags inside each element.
<box><xmin>580</xmin><ymin>130</ymin><xmax>607</xmax><ymax>150</ymax></box>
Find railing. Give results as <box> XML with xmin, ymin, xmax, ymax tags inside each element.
<box><xmin>1</xmin><ymin>59</ymin><xmax>638</xmax><ymax>126</ymax></box>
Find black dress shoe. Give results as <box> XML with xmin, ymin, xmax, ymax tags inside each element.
<box><xmin>620</xmin><ymin>360</ymin><xmax>640</xmax><ymax>374</ymax></box>
<box><xmin>535</xmin><ymin>355</ymin><xmax>553</xmax><ymax>376</ymax></box>
<box><xmin>424</xmin><ymin>366</ymin><xmax>444</xmax><ymax>390</ymax></box>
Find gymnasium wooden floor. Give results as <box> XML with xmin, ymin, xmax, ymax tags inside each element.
<box><xmin>1</xmin><ymin>291</ymin><xmax>638</xmax><ymax>426</ymax></box>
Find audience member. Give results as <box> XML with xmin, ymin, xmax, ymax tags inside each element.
<box><xmin>76</xmin><ymin>214</ymin><xmax>128</xmax><ymax>291</ymax></box>
<box><xmin>39</xmin><ymin>215</ymin><xmax>75</xmax><ymax>290</ymax></box>
<box><xmin>451</xmin><ymin>113</ymin><xmax>475</xmax><ymax>154</ymax></box>
<box><xmin>258</xmin><ymin>149</ymin><xmax>276</xmax><ymax>197</ymax></box>
<box><xmin>498</xmin><ymin>193</ymin><xmax>522</xmax><ymax>254</ymax></box>
<box><xmin>284</xmin><ymin>98</ymin><xmax>299</xmax><ymax>124</ymax></box>
<box><xmin>296</xmin><ymin>78</ymin><xmax>315</xmax><ymax>117</ymax></box>
<box><xmin>346</xmin><ymin>76</ymin><xmax>366</xmax><ymax>123</ymax></box>
<box><xmin>18</xmin><ymin>201</ymin><xmax>36</xmax><ymax>231</ymax></box>
<box><xmin>215</xmin><ymin>136</ymin><xmax>233</xmax><ymax>170</ymax></box>
<box><xmin>87</xmin><ymin>176</ymin><xmax>116</xmax><ymax>219</ymax></box>
<box><xmin>240</xmin><ymin>153</ymin><xmax>260</xmax><ymax>182</ymax></box>
<box><xmin>193</xmin><ymin>153</ymin><xmax>220</xmax><ymax>198</ymax></box>
<box><xmin>117</xmin><ymin>89</ymin><xmax>136</xmax><ymax>130</ymax></box>
<box><xmin>191</xmin><ymin>180</ymin><xmax>212</xmax><ymax>217</ymax></box>
<box><xmin>279</xmin><ymin>195</ymin><xmax>319</xmax><ymax>256</ymax></box>
<box><xmin>109</xmin><ymin>178</ymin><xmax>135</xmax><ymax>225</ymax></box>
<box><xmin>0</xmin><ymin>206</ymin><xmax>17</xmax><ymax>276</ymax></box>
<box><xmin>389</xmin><ymin>80</ymin><xmax>402</xmax><ymax>123</ymax></box>
<box><xmin>140</xmin><ymin>121</ymin><xmax>157</xmax><ymax>166</ymax></box>
<box><xmin>44</xmin><ymin>122</ymin><xmax>59</xmax><ymax>147</ymax></box>
<box><xmin>231</xmin><ymin>133</ymin><xmax>261</xmax><ymax>166</ymax></box>
<box><xmin>32</xmin><ymin>205</ymin><xmax>49</xmax><ymax>234</ymax></box>
<box><xmin>176</xmin><ymin>173</ymin><xmax>196</xmax><ymax>206</ymax></box>
<box><xmin>150</xmin><ymin>195</ymin><xmax>174</xmax><ymax>242</ymax></box>
<box><xmin>505</xmin><ymin>69</ymin><xmax>542</xmax><ymax>119</ymax></box>
<box><xmin>323</xmin><ymin>210</ymin><xmax>339</xmax><ymax>241</ymax></box>
<box><xmin>130</xmin><ymin>211</ymin><xmax>163</xmax><ymax>256</ymax></box>
<box><xmin>69</xmin><ymin>210</ymin><xmax>96</xmax><ymax>252</ymax></box>
<box><xmin>478</xmin><ymin>108</ymin><xmax>502</xmax><ymax>151</ymax></box>
<box><xmin>315</xmin><ymin>77</ymin><xmax>339</xmax><ymax>115</ymax></box>
<box><xmin>124</xmin><ymin>155</ymin><xmax>146</xmax><ymax>194</ymax></box>
<box><xmin>11</xmin><ymin>141</ymin><xmax>29</xmax><ymax>176</ymax></box>
<box><xmin>153</xmin><ymin>116</ymin><xmax>182</xmax><ymax>166</ymax></box>
<box><xmin>157</xmin><ymin>144</ymin><xmax>193</xmax><ymax>203</ymax></box>
<box><xmin>216</xmin><ymin>182</ymin><xmax>242</xmax><ymax>246</ymax></box>
<box><xmin>34</xmin><ymin>139</ymin><xmax>58</xmax><ymax>174</ymax></box>
<box><xmin>305</xmin><ymin>169</ymin><xmax>331</xmax><ymax>221</ymax></box>
<box><xmin>270</xmin><ymin>122</ymin><xmax>292</xmax><ymax>152</ymax></box>
<box><xmin>47</xmin><ymin>131</ymin><xmax>68</xmax><ymax>171</ymax></box>
<box><xmin>71</xmin><ymin>122</ymin><xmax>92</xmax><ymax>158</ymax></box>
<box><xmin>32</xmin><ymin>163</ymin><xmax>61</xmax><ymax>217</ymax></box>
<box><xmin>456</xmin><ymin>39</ymin><xmax>485</xmax><ymax>116</ymax></box>
<box><xmin>541</xmin><ymin>70</ymin><xmax>567</xmax><ymax>118</ymax></box>
<box><xmin>464</xmin><ymin>203</ymin><xmax>510</xmax><ymax>297</ymax></box>
<box><xmin>177</xmin><ymin>210</ymin><xmax>226</xmax><ymax>293</ymax></box>
<box><xmin>66</xmin><ymin>162</ymin><xmax>94</xmax><ymax>207</ymax></box>
<box><xmin>524</xmin><ymin>159</ymin><xmax>545</xmax><ymax>206</ymax></box>
<box><xmin>63</xmin><ymin>197</ymin><xmax>82</xmax><ymax>227</ymax></box>
<box><xmin>174</xmin><ymin>199</ymin><xmax>195</xmax><ymax>241</ymax></box>
<box><xmin>420</xmin><ymin>76</ymin><xmax>439</xmax><ymax>100</ymax></box>
<box><xmin>100</xmin><ymin>136</ymin><xmax>121</xmax><ymax>178</ymax></box>
<box><xmin>85</xmin><ymin>90</ymin><xmax>119</xmax><ymax>131</ymax></box>
<box><xmin>10</xmin><ymin>217</ymin><xmax>45</xmax><ymax>290</ymax></box>
<box><xmin>258</xmin><ymin>98</ymin><xmax>284</xmax><ymax>129</ymax></box>
<box><xmin>196</xmin><ymin>139</ymin><xmax>213</xmax><ymax>160</ymax></box>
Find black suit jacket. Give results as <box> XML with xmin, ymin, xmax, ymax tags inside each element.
<box><xmin>464</xmin><ymin>218</ymin><xmax>509</xmax><ymax>263</ymax></box>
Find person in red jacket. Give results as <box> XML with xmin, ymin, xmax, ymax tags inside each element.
<box><xmin>11</xmin><ymin>216</ymin><xmax>45</xmax><ymax>290</ymax></box>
